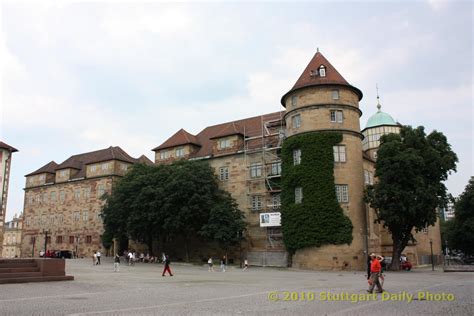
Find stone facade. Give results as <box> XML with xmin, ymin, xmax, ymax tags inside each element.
<box><xmin>20</xmin><ymin>147</ymin><xmax>151</xmax><ymax>258</ymax></box>
<box><xmin>0</xmin><ymin>142</ymin><xmax>18</xmax><ymax>256</ymax></box>
<box><xmin>152</xmin><ymin>51</ymin><xmax>443</xmax><ymax>269</ymax></box>
<box><xmin>2</xmin><ymin>214</ymin><xmax>23</xmax><ymax>258</ymax></box>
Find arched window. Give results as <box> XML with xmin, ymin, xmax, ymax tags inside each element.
<box><xmin>319</xmin><ymin>65</ymin><xmax>326</xmax><ymax>77</ymax></box>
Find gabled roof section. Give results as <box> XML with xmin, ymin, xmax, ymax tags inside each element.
<box><xmin>209</xmin><ymin>122</ymin><xmax>245</xmax><ymax>139</ymax></box>
<box><xmin>0</xmin><ymin>141</ymin><xmax>18</xmax><ymax>152</ymax></box>
<box><xmin>281</xmin><ymin>51</ymin><xmax>363</xmax><ymax>105</ymax></box>
<box><xmin>55</xmin><ymin>146</ymin><xmax>137</xmax><ymax>171</ymax></box>
<box><xmin>153</xmin><ymin>129</ymin><xmax>201</xmax><ymax>151</ymax></box>
<box><xmin>181</xmin><ymin>111</ymin><xmax>284</xmax><ymax>159</ymax></box>
<box><xmin>137</xmin><ymin>155</ymin><xmax>154</xmax><ymax>166</ymax></box>
<box><xmin>25</xmin><ymin>161</ymin><xmax>58</xmax><ymax>177</ymax></box>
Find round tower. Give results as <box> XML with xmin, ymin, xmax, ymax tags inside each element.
<box><xmin>280</xmin><ymin>50</ymin><xmax>367</xmax><ymax>270</ymax></box>
<box><xmin>361</xmin><ymin>95</ymin><xmax>400</xmax><ymax>160</ymax></box>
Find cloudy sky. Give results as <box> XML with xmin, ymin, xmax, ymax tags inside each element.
<box><xmin>0</xmin><ymin>0</ymin><xmax>472</xmax><ymax>221</ymax></box>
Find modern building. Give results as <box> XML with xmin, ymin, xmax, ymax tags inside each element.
<box><xmin>0</xmin><ymin>141</ymin><xmax>18</xmax><ymax>256</ymax></box>
<box><xmin>153</xmin><ymin>51</ymin><xmax>442</xmax><ymax>269</ymax></box>
<box><xmin>2</xmin><ymin>214</ymin><xmax>23</xmax><ymax>258</ymax></box>
<box><xmin>20</xmin><ymin>146</ymin><xmax>152</xmax><ymax>258</ymax></box>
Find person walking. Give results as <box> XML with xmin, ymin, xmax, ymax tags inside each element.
<box><xmin>93</xmin><ymin>251</ymin><xmax>97</xmax><ymax>266</ymax></box>
<box><xmin>243</xmin><ymin>258</ymin><xmax>249</xmax><ymax>271</ymax></box>
<box><xmin>220</xmin><ymin>255</ymin><xmax>226</xmax><ymax>272</ymax></box>
<box><xmin>162</xmin><ymin>255</ymin><xmax>173</xmax><ymax>277</ymax></box>
<box><xmin>208</xmin><ymin>257</ymin><xmax>214</xmax><ymax>272</ymax></box>
<box><xmin>114</xmin><ymin>254</ymin><xmax>120</xmax><ymax>272</ymax></box>
<box><xmin>367</xmin><ymin>253</ymin><xmax>384</xmax><ymax>293</ymax></box>
<box><xmin>96</xmin><ymin>250</ymin><xmax>101</xmax><ymax>265</ymax></box>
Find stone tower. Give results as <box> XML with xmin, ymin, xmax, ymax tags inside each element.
<box><xmin>280</xmin><ymin>51</ymin><xmax>367</xmax><ymax>269</ymax></box>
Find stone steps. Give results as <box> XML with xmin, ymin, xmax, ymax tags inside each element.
<box><xmin>0</xmin><ymin>267</ymin><xmax>40</xmax><ymax>273</ymax></box>
<box><xmin>0</xmin><ymin>275</ymin><xmax>74</xmax><ymax>284</ymax></box>
<box><xmin>0</xmin><ymin>259</ymin><xmax>74</xmax><ymax>284</ymax></box>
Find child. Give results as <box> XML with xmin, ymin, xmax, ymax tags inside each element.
<box><xmin>243</xmin><ymin>258</ymin><xmax>248</xmax><ymax>271</ymax></box>
<box><xmin>162</xmin><ymin>255</ymin><xmax>173</xmax><ymax>276</ymax></box>
<box><xmin>208</xmin><ymin>257</ymin><xmax>214</xmax><ymax>272</ymax></box>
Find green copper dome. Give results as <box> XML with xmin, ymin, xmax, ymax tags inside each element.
<box><xmin>365</xmin><ymin>110</ymin><xmax>397</xmax><ymax>128</ymax></box>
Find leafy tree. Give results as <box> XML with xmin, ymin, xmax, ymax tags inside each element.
<box><xmin>445</xmin><ymin>178</ymin><xmax>474</xmax><ymax>256</ymax></box>
<box><xmin>365</xmin><ymin>126</ymin><xmax>457</xmax><ymax>269</ymax></box>
<box><xmin>200</xmin><ymin>191</ymin><xmax>246</xmax><ymax>262</ymax></box>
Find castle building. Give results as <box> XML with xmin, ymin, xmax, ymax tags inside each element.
<box><xmin>153</xmin><ymin>51</ymin><xmax>442</xmax><ymax>269</ymax></box>
<box><xmin>0</xmin><ymin>141</ymin><xmax>18</xmax><ymax>256</ymax></box>
<box><xmin>2</xmin><ymin>214</ymin><xmax>23</xmax><ymax>258</ymax></box>
<box><xmin>20</xmin><ymin>146</ymin><xmax>152</xmax><ymax>258</ymax></box>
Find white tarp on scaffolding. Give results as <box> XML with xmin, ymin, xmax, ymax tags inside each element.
<box><xmin>259</xmin><ymin>212</ymin><xmax>281</xmax><ymax>227</ymax></box>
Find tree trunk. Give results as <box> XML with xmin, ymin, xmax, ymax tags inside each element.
<box><xmin>184</xmin><ymin>236</ymin><xmax>189</xmax><ymax>263</ymax></box>
<box><xmin>147</xmin><ymin>236</ymin><xmax>153</xmax><ymax>256</ymax></box>
<box><xmin>390</xmin><ymin>234</ymin><xmax>409</xmax><ymax>271</ymax></box>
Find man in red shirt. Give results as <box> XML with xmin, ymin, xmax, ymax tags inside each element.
<box><xmin>367</xmin><ymin>253</ymin><xmax>384</xmax><ymax>293</ymax></box>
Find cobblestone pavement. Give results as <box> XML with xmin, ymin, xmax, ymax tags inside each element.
<box><xmin>0</xmin><ymin>258</ymin><xmax>472</xmax><ymax>315</ymax></box>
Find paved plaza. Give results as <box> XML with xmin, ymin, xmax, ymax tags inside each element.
<box><xmin>0</xmin><ymin>258</ymin><xmax>472</xmax><ymax>315</ymax></box>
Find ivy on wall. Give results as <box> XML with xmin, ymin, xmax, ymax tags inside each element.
<box><xmin>281</xmin><ymin>131</ymin><xmax>353</xmax><ymax>254</ymax></box>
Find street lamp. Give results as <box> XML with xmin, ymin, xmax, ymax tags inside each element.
<box><xmin>42</xmin><ymin>229</ymin><xmax>50</xmax><ymax>256</ymax></box>
<box><xmin>429</xmin><ymin>239</ymin><xmax>434</xmax><ymax>271</ymax></box>
<box><xmin>31</xmin><ymin>236</ymin><xmax>36</xmax><ymax>257</ymax></box>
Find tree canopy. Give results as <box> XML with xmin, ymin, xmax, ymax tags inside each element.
<box><xmin>444</xmin><ymin>178</ymin><xmax>474</xmax><ymax>256</ymax></box>
<box><xmin>365</xmin><ymin>126</ymin><xmax>457</xmax><ymax>269</ymax></box>
<box><xmin>101</xmin><ymin>160</ymin><xmax>245</xmax><ymax>260</ymax></box>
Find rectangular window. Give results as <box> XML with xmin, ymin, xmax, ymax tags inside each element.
<box><xmin>175</xmin><ymin>147</ymin><xmax>184</xmax><ymax>157</ymax></box>
<box><xmin>120</xmin><ymin>164</ymin><xmax>128</xmax><ymax>171</ymax></box>
<box><xmin>271</xmin><ymin>161</ymin><xmax>281</xmax><ymax>176</ymax></box>
<box><xmin>218</xmin><ymin>138</ymin><xmax>232</xmax><ymax>149</ymax></box>
<box><xmin>295</xmin><ymin>187</ymin><xmax>303</xmax><ymax>204</ymax></box>
<box><xmin>369</xmin><ymin>172</ymin><xmax>374</xmax><ymax>185</ymax></box>
<box><xmin>330</xmin><ymin>110</ymin><xmax>343</xmax><ymax>123</ymax></box>
<box><xmin>219</xmin><ymin>167</ymin><xmax>229</xmax><ymax>181</ymax></box>
<box><xmin>272</xmin><ymin>194</ymin><xmax>281</xmax><ymax>209</ymax></box>
<box><xmin>335</xmin><ymin>185</ymin><xmax>349</xmax><ymax>203</ymax></box>
<box><xmin>101</xmin><ymin>163</ymin><xmax>109</xmax><ymax>171</ymax></box>
<box><xmin>56</xmin><ymin>236</ymin><xmax>63</xmax><ymax>244</ymax></box>
<box><xmin>291</xmin><ymin>95</ymin><xmax>297</xmax><ymax>107</ymax></box>
<box><xmin>160</xmin><ymin>151</ymin><xmax>169</xmax><ymax>160</ymax></box>
<box><xmin>74</xmin><ymin>189</ymin><xmax>81</xmax><ymax>200</ymax></box>
<box><xmin>50</xmin><ymin>191</ymin><xmax>57</xmax><ymax>203</ymax></box>
<box><xmin>292</xmin><ymin>114</ymin><xmax>301</xmax><ymax>128</ymax></box>
<box><xmin>364</xmin><ymin>170</ymin><xmax>370</xmax><ymax>185</ymax></box>
<box><xmin>84</xmin><ymin>187</ymin><xmax>91</xmax><ymax>200</ymax></box>
<box><xmin>293</xmin><ymin>149</ymin><xmax>301</xmax><ymax>165</ymax></box>
<box><xmin>73</xmin><ymin>211</ymin><xmax>80</xmax><ymax>222</ymax></box>
<box><xmin>251</xmin><ymin>196</ymin><xmax>263</xmax><ymax>211</ymax></box>
<box><xmin>97</xmin><ymin>184</ymin><xmax>106</xmax><ymax>197</ymax></box>
<box><xmin>58</xmin><ymin>214</ymin><xmax>64</xmax><ymax>224</ymax></box>
<box><xmin>42</xmin><ymin>193</ymin><xmax>48</xmax><ymax>204</ymax></box>
<box><xmin>83</xmin><ymin>211</ymin><xmax>89</xmax><ymax>222</ymax></box>
<box><xmin>332</xmin><ymin>89</ymin><xmax>340</xmax><ymax>100</ymax></box>
<box><xmin>86</xmin><ymin>236</ymin><xmax>92</xmax><ymax>244</ymax></box>
<box><xmin>25</xmin><ymin>217</ymin><xmax>30</xmax><ymax>227</ymax></box>
<box><xmin>60</xmin><ymin>170</ymin><xmax>67</xmax><ymax>177</ymax></box>
<box><xmin>250</xmin><ymin>163</ymin><xmax>262</xmax><ymax>178</ymax></box>
<box><xmin>333</xmin><ymin>145</ymin><xmax>346</xmax><ymax>162</ymax></box>
<box><xmin>69</xmin><ymin>236</ymin><xmax>75</xmax><ymax>244</ymax></box>
<box><xmin>59</xmin><ymin>191</ymin><xmax>65</xmax><ymax>203</ymax></box>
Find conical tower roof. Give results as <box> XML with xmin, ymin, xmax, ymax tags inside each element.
<box><xmin>281</xmin><ymin>51</ymin><xmax>363</xmax><ymax>105</ymax></box>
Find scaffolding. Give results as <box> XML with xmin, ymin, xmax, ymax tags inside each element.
<box><xmin>243</xmin><ymin>114</ymin><xmax>286</xmax><ymax>251</ymax></box>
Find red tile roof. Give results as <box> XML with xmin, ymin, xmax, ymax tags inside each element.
<box><xmin>153</xmin><ymin>129</ymin><xmax>201</xmax><ymax>151</ymax></box>
<box><xmin>281</xmin><ymin>51</ymin><xmax>363</xmax><ymax>104</ymax></box>
<box><xmin>209</xmin><ymin>122</ymin><xmax>245</xmax><ymax>139</ymax></box>
<box><xmin>153</xmin><ymin>111</ymin><xmax>285</xmax><ymax>159</ymax></box>
<box><xmin>26</xmin><ymin>146</ymin><xmax>149</xmax><ymax>179</ymax></box>
<box><xmin>0</xmin><ymin>141</ymin><xmax>18</xmax><ymax>152</ymax></box>
<box><xmin>25</xmin><ymin>161</ymin><xmax>59</xmax><ymax>177</ymax></box>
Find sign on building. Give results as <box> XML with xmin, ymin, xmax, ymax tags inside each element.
<box><xmin>259</xmin><ymin>212</ymin><xmax>281</xmax><ymax>227</ymax></box>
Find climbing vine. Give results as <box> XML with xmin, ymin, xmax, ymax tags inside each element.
<box><xmin>281</xmin><ymin>131</ymin><xmax>353</xmax><ymax>254</ymax></box>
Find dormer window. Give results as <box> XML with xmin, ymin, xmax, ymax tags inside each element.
<box><xmin>175</xmin><ymin>147</ymin><xmax>184</xmax><ymax>157</ymax></box>
<box><xmin>218</xmin><ymin>138</ymin><xmax>232</xmax><ymax>150</ymax></box>
<box><xmin>319</xmin><ymin>65</ymin><xmax>326</xmax><ymax>77</ymax></box>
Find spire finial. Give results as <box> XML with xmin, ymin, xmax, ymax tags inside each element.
<box><xmin>317</xmin><ymin>47</ymin><xmax>319</xmax><ymax>53</ymax></box>
<box><xmin>376</xmin><ymin>83</ymin><xmax>381</xmax><ymax>111</ymax></box>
